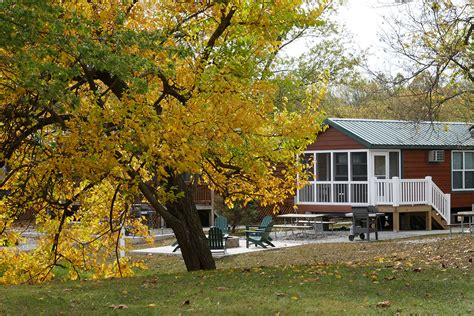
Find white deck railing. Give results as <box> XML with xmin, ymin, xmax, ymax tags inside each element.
<box><xmin>372</xmin><ymin>176</ymin><xmax>450</xmax><ymax>224</ymax></box>
<box><xmin>297</xmin><ymin>176</ymin><xmax>451</xmax><ymax>224</ymax></box>
<box><xmin>430</xmin><ymin>181</ymin><xmax>451</xmax><ymax>224</ymax></box>
<box><xmin>297</xmin><ymin>181</ymin><xmax>368</xmax><ymax>205</ymax></box>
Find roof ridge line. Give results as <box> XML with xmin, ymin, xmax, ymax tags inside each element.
<box><xmin>328</xmin><ymin>118</ymin><xmax>473</xmax><ymax>125</ymax></box>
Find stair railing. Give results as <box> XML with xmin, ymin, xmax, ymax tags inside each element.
<box><xmin>373</xmin><ymin>176</ymin><xmax>451</xmax><ymax>225</ymax></box>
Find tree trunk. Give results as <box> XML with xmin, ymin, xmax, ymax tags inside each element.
<box><xmin>166</xmin><ymin>194</ymin><xmax>216</xmax><ymax>271</ymax></box>
<box><xmin>136</xmin><ymin>170</ymin><xmax>216</xmax><ymax>271</ymax></box>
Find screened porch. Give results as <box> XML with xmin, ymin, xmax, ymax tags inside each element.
<box><xmin>297</xmin><ymin>150</ymin><xmax>400</xmax><ymax>206</ymax></box>
<box><xmin>296</xmin><ymin>150</ymin><xmax>451</xmax><ymax>223</ymax></box>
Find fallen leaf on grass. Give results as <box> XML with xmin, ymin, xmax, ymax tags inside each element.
<box><xmin>148</xmin><ymin>303</ymin><xmax>157</xmax><ymax>307</ymax></box>
<box><xmin>109</xmin><ymin>304</ymin><xmax>128</xmax><ymax>310</ymax></box>
<box><xmin>384</xmin><ymin>276</ymin><xmax>396</xmax><ymax>281</ymax></box>
<box><xmin>376</xmin><ymin>300</ymin><xmax>391</xmax><ymax>308</ymax></box>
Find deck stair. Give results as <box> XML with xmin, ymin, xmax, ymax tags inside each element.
<box><xmin>297</xmin><ymin>175</ymin><xmax>452</xmax><ymax>229</ymax></box>
<box><xmin>431</xmin><ymin>211</ymin><xmax>448</xmax><ymax>230</ymax></box>
<box><xmin>373</xmin><ymin>176</ymin><xmax>451</xmax><ymax>225</ymax></box>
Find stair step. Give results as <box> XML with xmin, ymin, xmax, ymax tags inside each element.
<box><xmin>431</xmin><ymin>210</ymin><xmax>448</xmax><ymax>229</ymax></box>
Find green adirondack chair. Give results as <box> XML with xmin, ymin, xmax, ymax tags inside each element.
<box><xmin>171</xmin><ymin>241</ymin><xmax>180</xmax><ymax>252</ymax></box>
<box><xmin>214</xmin><ymin>215</ymin><xmax>229</xmax><ymax>237</ymax></box>
<box><xmin>259</xmin><ymin>215</ymin><xmax>273</xmax><ymax>229</ymax></box>
<box><xmin>172</xmin><ymin>215</ymin><xmax>229</xmax><ymax>253</ymax></box>
<box><xmin>172</xmin><ymin>226</ymin><xmax>227</xmax><ymax>253</ymax></box>
<box><xmin>246</xmin><ymin>221</ymin><xmax>275</xmax><ymax>248</ymax></box>
<box><xmin>245</xmin><ymin>215</ymin><xmax>273</xmax><ymax>240</ymax></box>
<box><xmin>208</xmin><ymin>226</ymin><xmax>226</xmax><ymax>254</ymax></box>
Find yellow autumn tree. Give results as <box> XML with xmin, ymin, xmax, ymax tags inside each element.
<box><xmin>0</xmin><ymin>0</ymin><xmax>328</xmax><ymax>283</ymax></box>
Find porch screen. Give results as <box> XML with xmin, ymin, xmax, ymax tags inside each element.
<box><xmin>334</xmin><ymin>153</ymin><xmax>348</xmax><ymax>181</ymax></box>
<box><xmin>316</xmin><ymin>153</ymin><xmax>331</xmax><ymax>181</ymax></box>
<box><xmin>351</xmin><ymin>152</ymin><xmax>367</xmax><ymax>181</ymax></box>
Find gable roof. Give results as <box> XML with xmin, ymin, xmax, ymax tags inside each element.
<box><xmin>326</xmin><ymin>118</ymin><xmax>474</xmax><ymax>149</ymax></box>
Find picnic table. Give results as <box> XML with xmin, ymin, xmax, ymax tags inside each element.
<box><xmin>344</xmin><ymin>212</ymin><xmax>385</xmax><ymax>218</ymax></box>
<box><xmin>275</xmin><ymin>213</ymin><xmax>326</xmax><ymax>235</ymax></box>
<box><xmin>457</xmin><ymin>211</ymin><xmax>474</xmax><ymax>234</ymax></box>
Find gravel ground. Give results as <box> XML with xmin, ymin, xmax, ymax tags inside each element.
<box><xmin>2</xmin><ymin>226</ymin><xmax>470</xmax><ymax>252</ymax></box>
<box><xmin>274</xmin><ymin>227</ymin><xmax>467</xmax><ymax>243</ymax></box>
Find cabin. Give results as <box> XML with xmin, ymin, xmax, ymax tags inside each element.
<box><xmin>194</xmin><ymin>184</ymin><xmax>214</xmax><ymax>227</ymax></box>
<box><xmin>295</xmin><ymin>118</ymin><xmax>474</xmax><ymax>231</ymax></box>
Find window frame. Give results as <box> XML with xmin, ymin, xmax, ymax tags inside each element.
<box><xmin>334</xmin><ymin>152</ymin><xmax>349</xmax><ymax>181</ymax></box>
<box><xmin>296</xmin><ymin>149</ymin><xmax>370</xmax><ymax>206</ymax></box>
<box><xmin>351</xmin><ymin>152</ymin><xmax>368</xmax><ymax>181</ymax></box>
<box><xmin>315</xmin><ymin>152</ymin><xmax>331</xmax><ymax>181</ymax></box>
<box><xmin>451</xmin><ymin>150</ymin><xmax>474</xmax><ymax>191</ymax></box>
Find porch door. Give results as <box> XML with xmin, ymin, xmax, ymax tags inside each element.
<box><xmin>372</xmin><ymin>152</ymin><xmax>390</xmax><ymax>203</ymax></box>
<box><xmin>372</xmin><ymin>153</ymin><xmax>389</xmax><ymax>179</ymax></box>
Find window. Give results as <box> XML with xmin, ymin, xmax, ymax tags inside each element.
<box><xmin>334</xmin><ymin>153</ymin><xmax>348</xmax><ymax>181</ymax></box>
<box><xmin>452</xmin><ymin>151</ymin><xmax>474</xmax><ymax>190</ymax></box>
<box><xmin>316</xmin><ymin>153</ymin><xmax>331</xmax><ymax>181</ymax></box>
<box><xmin>351</xmin><ymin>152</ymin><xmax>367</xmax><ymax>181</ymax></box>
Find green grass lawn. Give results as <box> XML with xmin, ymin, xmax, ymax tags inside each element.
<box><xmin>0</xmin><ymin>235</ymin><xmax>473</xmax><ymax>315</ymax></box>
<box><xmin>0</xmin><ymin>265</ymin><xmax>472</xmax><ymax>315</ymax></box>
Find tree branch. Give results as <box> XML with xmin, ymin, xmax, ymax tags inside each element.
<box><xmin>199</xmin><ymin>5</ymin><xmax>237</xmax><ymax>67</ymax></box>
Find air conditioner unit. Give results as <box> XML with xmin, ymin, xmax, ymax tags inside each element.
<box><xmin>428</xmin><ymin>150</ymin><xmax>445</xmax><ymax>162</ymax></box>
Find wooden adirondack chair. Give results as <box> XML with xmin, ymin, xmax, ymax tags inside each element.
<box><xmin>208</xmin><ymin>226</ymin><xmax>226</xmax><ymax>254</ymax></box>
<box><xmin>245</xmin><ymin>222</ymin><xmax>275</xmax><ymax>248</ymax></box>
<box><xmin>214</xmin><ymin>215</ymin><xmax>229</xmax><ymax>237</ymax></box>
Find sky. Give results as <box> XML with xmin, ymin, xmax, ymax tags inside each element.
<box><xmin>338</xmin><ymin>0</ymin><xmax>411</xmax><ymax>72</ymax></box>
<box><xmin>284</xmin><ymin>0</ymin><xmax>415</xmax><ymax>74</ymax></box>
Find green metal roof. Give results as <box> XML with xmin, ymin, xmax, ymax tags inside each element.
<box><xmin>326</xmin><ymin>118</ymin><xmax>474</xmax><ymax>149</ymax></box>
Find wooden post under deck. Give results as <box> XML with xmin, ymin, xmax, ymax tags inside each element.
<box><xmin>425</xmin><ymin>210</ymin><xmax>432</xmax><ymax>230</ymax></box>
<box><xmin>393</xmin><ymin>207</ymin><xmax>400</xmax><ymax>232</ymax></box>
